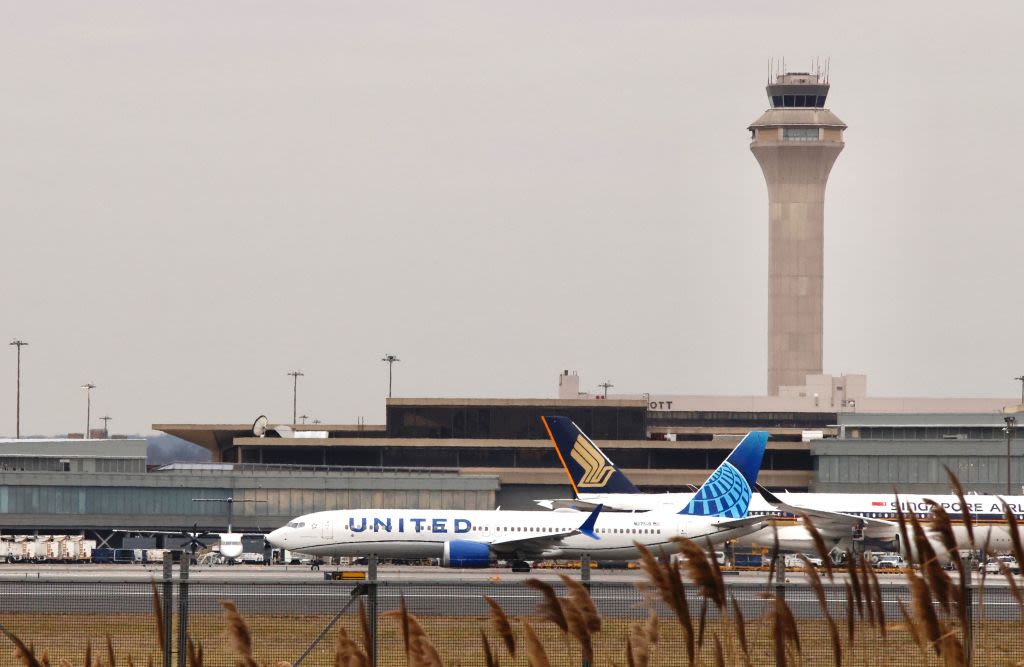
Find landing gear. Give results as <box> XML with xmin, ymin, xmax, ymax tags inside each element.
<box><xmin>510</xmin><ymin>560</ymin><xmax>531</xmax><ymax>573</ymax></box>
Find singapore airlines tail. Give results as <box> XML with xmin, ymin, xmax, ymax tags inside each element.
<box><xmin>680</xmin><ymin>431</ymin><xmax>770</xmax><ymax>519</ymax></box>
<box><xmin>541</xmin><ymin>416</ymin><xmax>641</xmax><ymax>495</ymax></box>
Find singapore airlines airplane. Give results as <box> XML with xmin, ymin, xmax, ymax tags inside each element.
<box><xmin>537</xmin><ymin>416</ymin><xmax>1024</xmax><ymax>559</ymax></box>
<box><xmin>266</xmin><ymin>425</ymin><xmax>770</xmax><ymax>569</ymax></box>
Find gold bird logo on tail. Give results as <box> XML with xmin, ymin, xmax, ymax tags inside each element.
<box><xmin>570</xmin><ymin>435</ymin><xmax>615</xmax><ymax>488</ymax></box>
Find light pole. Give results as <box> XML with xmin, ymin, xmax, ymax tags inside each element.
<box><xmin>299</xmin><ymin>414</ymin><xmax>309</xmax><ymax>425</ymax></box>
<box><xmin>381</xmin><ymin>355</ymin><xmax>400</xmax><ymax>398</ymax></box>
<box><xmin>1007</xmin><ymin>418</ymin><xmax>1015</xmax><ymax>495</ymax></box>
<box><xmin>9</xmin><ymin>340</ymin><xmax>27</xmax><ymax>438</ymax></box>
<box><xmin>100</xmin><ymin>415</ymin><xmax>112</xmax><ymax>437</ymax></box>
<box><xmin>81</xmin><ymin>383</ymin><xmax>96</xmax><ymax>438</ymax></box>
<box><xmin>287</xmin><ymin>371</ymin><xmax>304</xmax><ymax>425</ymax></box>
<box><xmin>598</xmin><ymin>381</ymin><xmax>614</xmax><ymax>398</ymax></box>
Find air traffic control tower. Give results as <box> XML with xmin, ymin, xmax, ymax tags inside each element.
<box><xmin>749</xmin><ymin>71</ymin><xmax>846</xmax><ymax>395</ymax></box>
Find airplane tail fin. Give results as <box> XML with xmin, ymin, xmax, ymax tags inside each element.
<box><xmin>541</xmin><ymin>416</ymin><xmax>641</xmax><ymax>495</ymax></box>
<box><xmin>679</xmin><ymin>431</ymin><xmax>769</xmax><ymax>518</ymax></box>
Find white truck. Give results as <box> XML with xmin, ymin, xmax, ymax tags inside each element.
<box><xmin>21</xmin><ymin>539</ymin><xmax>39</xmax><ymax>562</ymax></box>
<box><xmin>0</xmin><ymin>535</ymin><xmax>98</xmax><ymax>563</ymax></box>
<box><xmin>65</xmin><ymin>538</ymin><xmax>96</xmax><ymax>562</ymax></box>
<box><xmin>145</xmin><ymin>549</ymin><xmax>168</xmax><ymax>564</ymax></box>
<box><xmin>44</xmin><ymin>538</ymin><xmax>63</xmax><ymax>561</ymax></box>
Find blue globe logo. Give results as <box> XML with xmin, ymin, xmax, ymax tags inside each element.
<box><xmin>683</xmin><ymin>463</ymin><xmax>752</xmax><ymax>518</ymax></box>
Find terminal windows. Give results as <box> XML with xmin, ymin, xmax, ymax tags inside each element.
<box><xmin>387</xmin><ymin>405</ymin><xmax>646</xmax><ymax>440</ymax></box>
<box><xmin>783</xmin><ymin>128</ymin><xmax>820</xmax><ymax>141</ymax></box>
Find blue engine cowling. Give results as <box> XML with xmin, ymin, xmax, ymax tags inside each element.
<box><xmin>442</xmin><ymin>540</ymin><xmax>492</xmax><ymax>568</ymax></box>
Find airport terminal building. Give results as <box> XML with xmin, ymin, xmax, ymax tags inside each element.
<box><xmin>1</xmin><ymin>394</ymin><xmax>1021</xmax><ymax>548</ymax></box>
<box><xmin>155</xmin><ymin>398</ymin><xmax>826</xmax><ymax>508</ymax></box>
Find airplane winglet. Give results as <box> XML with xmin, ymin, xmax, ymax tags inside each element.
<box><xmin>578</xmin><ymin>504</ymin><xmax>603</xmax><ymax>540</ymax></box>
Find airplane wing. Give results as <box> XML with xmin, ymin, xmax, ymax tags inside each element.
<box><xmin>708</xmin><ymin>516</ymin><xmax>770</xmax><ymax>531</ymax></box>
<box><xmin>487</xmin><ymin>505</ymin><xmax>602</xmax><ymax>554</ymax></box>
<box><xmin>533</xmin><ymin>498</ymin><xmax>601</xmax><ymax>511</ymax></box>
<box><xmin>757</xmin><ymin>486</ymin><xmax>896</xmax><ymax>537</ymax></box>
<box><xmin>110</xmin><ymin>529</ymin><xmax>194</xmax><ymax>536</ymax></box>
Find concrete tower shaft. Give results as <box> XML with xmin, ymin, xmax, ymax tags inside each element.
<box><xmin>749</xmin><ymin>72</ymin><xmax>846</xmax><ymax>395</ymax></box>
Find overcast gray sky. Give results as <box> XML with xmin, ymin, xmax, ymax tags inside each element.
<box><xmin>2</xmin><ymin>1</ymin><xmax>1023</xmax><ymax>435</ymax></box>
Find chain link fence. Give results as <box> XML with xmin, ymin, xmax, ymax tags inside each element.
<box><xmin>0</xmin><ymin>566</ymin><xmax>1022</xmax><ymax>665</ymax></box>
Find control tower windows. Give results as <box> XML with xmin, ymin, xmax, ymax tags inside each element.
<box><xmin>773</xmin><ymin>95</ymin><xmax>828</xmax><ymax>108</ymax></box>
<box><xmin>783</xmin><ymin>127</ymin><xmax>820</xmax><ymax>141</ymax></box>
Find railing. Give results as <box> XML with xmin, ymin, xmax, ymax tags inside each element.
<box><xmin>152</xmin><ymin>462</ymin><xmax>463</xmax><ymax>476</ymax></box>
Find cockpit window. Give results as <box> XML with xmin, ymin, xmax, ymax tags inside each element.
<box><xmin>287</xmin><ymin>521</ymin><xmax>306</xmax><ymax>528</ymax></box>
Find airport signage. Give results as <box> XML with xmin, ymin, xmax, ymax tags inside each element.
<box><xmin>893</xmin><ymin>499</ymin><xmax>1024</xmax><ymax>515</ymax></box>
<box><xmin>347</xmin><ymin>517</ymin><xmax>472</xmax><ymax>533</ymax></box>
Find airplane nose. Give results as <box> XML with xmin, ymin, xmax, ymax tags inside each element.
<box><xmin>267</xmin><ymin>527</ymin><xmax>287</xmax><ymax>548</ymax></box>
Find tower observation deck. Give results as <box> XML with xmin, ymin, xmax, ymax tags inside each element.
<box><xmin>748</xmin><ymin>72</ymin><xmax>846</xmax><ymax>395</ymax></box>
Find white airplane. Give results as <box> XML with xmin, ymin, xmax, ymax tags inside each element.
<box><xmin>266</xmin><ymin>427</ymin><xmax>771</xmax><ymax>569</ymax></box>
<box><xmin>536</xmin><ymin>416</ymin><xmax>1024</xmax><ymax>560</ymax></box>
<box><xmin>114</xmin><ymin>496</ymin><xmax>266</xmax><ymax>562</ymax></box>
<box><xmin>188</xmin><ymin>496</ymin><xmax>269</xmax><ymax>561</ymax></box>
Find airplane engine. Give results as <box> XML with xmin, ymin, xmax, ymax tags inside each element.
<box><xmin>773</xmin><ymin>525</ymin><xmax>821</xmax><ymax>553</ymax></box>
<box><xmin>441</xmin><ymin>540</ymin><xmax>492</xmax><ymax>568</ymax></box>
<box><xmin>895</xmin><ymin>533</ymin><xmax>952</xmax><ymax>566</ymax></box>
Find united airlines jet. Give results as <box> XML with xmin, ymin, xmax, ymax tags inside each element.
<box><xmin>266</xmin><ymin>423</ymin><xmax>770</xmax><ymax>569</ymax></box>
<box><xmin>537</xmin><ymin>416</ymin><xmax>1024</xmax><ymax>559</ymax></box>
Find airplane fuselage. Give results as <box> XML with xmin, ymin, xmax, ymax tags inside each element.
<box><xmin>217</xmin><ymin>533</ymin><xmax>245</xmax><ymax>560</ymax></box>
<box><xmin>267</xmin><ymin>508</ymin><xmax>762</xmax><ymax>561</ymax></box>
<box><xmin>566</xmin><ymin>492</ymin><xmax>1024</xmax><ymax>555</ymax></box>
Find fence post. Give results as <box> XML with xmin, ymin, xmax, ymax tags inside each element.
<box><xmin>177</xmin><ymin>555</ymin><xmax>190</xmax><ymax>667</ymax></box>
<box><xmin>580</xmin><ymin>554</ymin><xmax>592</xmax><ymax>667</ymax></box>
<box><xmin>962</xmin><ymin>552</ymin><xmax>974</xmax><ymax>667</ymax></box>
<box><xmin>367</xmin><ymin>554</ymin><xmax>378</xmax><ymax>667</ymax></box>
<box><xmin>162</xmin><ymin>552</ymin><xmax>174</xmax><ymax>667</ymax></box>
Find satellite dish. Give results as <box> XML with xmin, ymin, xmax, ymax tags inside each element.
<box><xmin>252</xmin><ymin>415</ymin><xmax>269</xmax><ymax>438</ymax></box>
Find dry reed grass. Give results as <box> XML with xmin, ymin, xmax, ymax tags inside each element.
<box><xmin>10</xmin><ymin>607</ymin><xmax>1024</xmax><ymax>666</ymax></box>
<box><xmin>482</xmin><ymin>595</ymin><xmax>515</xmax><ymax>658</ymax></box>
